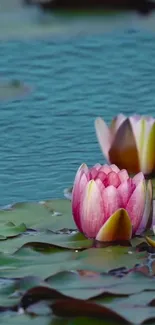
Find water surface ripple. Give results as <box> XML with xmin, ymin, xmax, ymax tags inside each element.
<box><xmin>0</xmin><ymin>4</ymin><xmax>155</xmax><ymax>205</ymax></box>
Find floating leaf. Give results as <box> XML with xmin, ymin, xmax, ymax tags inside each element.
<box><xmin>47</xmin><ymin>269</ymin><xmax>155</xmax><ymax>298</ymax></box>
<box><xmin>0</xmin><ymin>200</ymin><xmax>75</xmax><ymax>231</ymax></box>
<box><xmin>51</xmin><ymin>299</ymin><xmax>127</xmax><ymax>323</ymax></box>
<box><xmin>0</xmin><ymin>246</ymin><xmax>77</xmax><ymax>279</ymax></box>
<box><xmin>0</xmin><ymin>198</ymin><xmax>154</xmax><ymax>324</ymax></box>
<box><xmin>0</xmin><ymin>232</ymin><xmax>92</xmax><ymax>255</ymax></box>
<box><xmin>0</xmin><ymin>222</ymin><xmax>26</xmax><ymax>239</ymax></box>
<box><xmin>0</xmin><ymin>314</ymin><xmax>51</xmax><ymax>325</ymax></box>
<box><xmin>74</xmin><ymin>247</ymin><xmax>146</xmax><ymax>272</ymax></box>
<box><xmin>46</xmin><ymin>271</ymin><xmax>122</xmax><ymax>299</ymax></box>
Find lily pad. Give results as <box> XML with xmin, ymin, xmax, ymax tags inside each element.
<box><xmin>0</xmin><ymin>197</ymin><xmax>154</xmax><ymax>324</ymax></box>
<box><xmin>0</xmin><ymin>314</ymin><xmax>51</xmax><ymax>325</ymax></box>
<box><xmin>0</xmin><ymin>222</ymin><xmax>26</xmax><ymax>239</ymax></box>
<box><xmin>46</xmin><ymin>268</ymin><xmax>155</xmax><ymax>298</ymax></box>
<box><xmin>73</xmin><ymin>247</ymin><xmax>146</xmax><ymax>272</ymax></box>
<box><xmin>0</xmin><ymin>232</ymin><xmax>92</xmax><ymax>254</ymax></box>
<box><xmin>0</xmin><ymin>200</ymin><xmax>75</xmax><ymax>231</ymax></box>
<box><xmin>0</xmin><ymin>245</ymin><xmax>77</xmax><ymax>279</ymax></box>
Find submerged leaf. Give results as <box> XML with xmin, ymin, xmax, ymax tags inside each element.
<box><xmin>51</xmin><ymin>299</ymin><xmax>128</xmax><ymax>323</ymax></box>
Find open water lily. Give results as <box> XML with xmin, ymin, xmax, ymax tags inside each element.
<box><xmin>72</xmin><ymin>163</ymin><xmax>152</xmax><ymax>242</ymax></box>
<box><xmin>95</xmin><ymin>114</ymin><xmax>155</xmax><ymax>176</ymax></box>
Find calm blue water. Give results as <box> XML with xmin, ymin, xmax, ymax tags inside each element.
<box><xmin>0</xmin><ymin>2</ymin><xmax>155</xmax><ymax>205</ymax></box>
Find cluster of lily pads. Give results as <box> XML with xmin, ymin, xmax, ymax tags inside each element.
<box><xmin>1</xmin><ymin>114</ymin><xmax>155</xmax><ymax>325</ymax></box>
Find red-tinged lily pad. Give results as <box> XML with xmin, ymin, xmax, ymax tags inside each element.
<box><xmin>68</xmin><ymin>317</ymin><xmax>121</xmax><ymax>325</ymax></box>
<box><xmin>18</xmin><ymin>286</ymin><xmax>128</xmax><ymax>323</ymax></box>
<box><xmin>51</xmin><ymin>299</ymin><xmax>128</xmax><ymax>323</ymax></box>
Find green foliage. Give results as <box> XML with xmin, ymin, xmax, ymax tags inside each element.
<box><xmin>0</xmin><ymin>199</ymin><xmax>154</xmax><ymax>324</ymax></box>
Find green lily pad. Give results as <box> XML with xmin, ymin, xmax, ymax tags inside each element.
<box><xmin>0</xmin><ymin>275</ymin><xmax>45</xmax><ymax>307</ymax></box>
<box><xmin>46</xmin><ymin>268</ymin><xmax>155</xmax><ymax>299</ymax></box>
<box><xmin>0</xmin><ymin>222</ymin><xmax>26</xmax><ymax>239</ymax></box>
<box><xmin>0</xmin><ymin>314</ymin><xmax>51</xmax><ymax>325</ymax></box>
<box><xmin>107</xmin><ymin>291</ymin><xmax>155</xmax><ymax>307</ymax></box>
<box><xmin>74</xmin><ymin>247</ymin><xmax>146</xmax><ymax>272</ymax></box>
<box><xmin>46</xmin><ymin>271</ymin><xmax>122</xmax><ymax>299</ymax></box>
<box><xmin>0</xmin><ymin>232</ymin><xmax>92</xmax><ymax>254</ymax></box>
<box><xmin>100</xmin><ymin>304</ymin><xmax>155</xmax><ymax>324</ymax></box>
<box><xmin>0</xmin><ymin>245</ymin><xmax>77</xmax><ymax>279</ymax></box>
<box><xmin>0</xmin><ymin>200</ymin><xmax>75</xmax><ymax>231</ymax></box>
<box><xmin>0</xmin><ymin>196</ymin><xmax>154</xmax><ymax>324</ymax></box>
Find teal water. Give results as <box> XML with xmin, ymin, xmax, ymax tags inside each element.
<box><xmin>0</xmin><ymin>1</ymin><xmax>155</xmax><ymax>205</ymax></box>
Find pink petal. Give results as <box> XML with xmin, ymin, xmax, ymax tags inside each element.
<box><xmin>95</xmin><ymin>118</ymin><xmax>112</xmax><ymax>161</ymax></box>
<box><xmin>117</xmin><ymin>179</ymin><xmax>135</xmax><ymax>208</ymax></box>
<box><xmin>96</xmin><ymin>171</ymin><xmax>107</xmax><ymax>183</ymax></box>
<box><xmin>80</xmin><ymin>180</ymin><xmax>105</xmax><ymax>238</ymax></box>
<box><xmin>132</xmin><ymin>172</ymin><xmax>144</xmax><ymax>186</ymax></box>
<box><xmin>110</xmin><ymin>114</ymin><xmax>127</xmax><ymax>136</ymax></box>
<box><xmin>110</xmin><ymin>164</ymin><xmax>120</xmax><ymax>173</ymax></box>
<box><xmin>89</xmin><ymin>167</ymin><xmax>98</xmax><ymax>179</ymax></box>
<box><xmin>130</xmin><ymin>114</ymin><xmax>141</xmax><ymax>122</ymax></box>
<box><xmin>94</xmin><ymin>163</ymin><xmax>102</xmax><ymax>170</ymax></box>
<box><xmin>95</xmin><ymin>178</ymin><xmax>105</xmax><ymax>190</ymax></box>
<box><xmin>118</xmin><ymin>169</ymin><xmax>129</xmax><ymax>183</ymax></box>
<box><xmin>104</xmin><ymin>171</ymin><xmax>121</xmax><ymax>188</ymax></box>
<box><xmin>72</xmin><ymin>164</ymin><xmax>88</xmax><ymax>232</ymax></box>
<box><xmin>102</xmin><ymin>185</ymin><xmax>121</xmax><ymax>222</ymax></box>
<box><xmin>72</xmin><ymin>164</ymin><xmax>88</xmax><ymax>204</ymax></box>
<box><xmin>145</xmin><ymin>116</ymin><xmax>155</xmax><ymax>122</ymax></box>
<box><xmin>99</xmin><ymin>164</ymin><xmax>112</xmax><ymax>175</ymax></box>
<box><xmin>126</xmin><ymin>180</ymin><xmax>146</xmax><ymax>234</ymax></box>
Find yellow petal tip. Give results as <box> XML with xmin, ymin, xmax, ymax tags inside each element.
<box><xmin>145</xmin><ymin>236</ymin><xmax>155</xmax><ymax>247</ymax></box>
<box><xmin>96</xmin><ymin>208</ymin><xmax>132</xmax><ymax>242</ymax></box>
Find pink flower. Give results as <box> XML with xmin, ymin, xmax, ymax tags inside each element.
<box><xmin>95</xmin><ymin>114</ymin><xmax>155</xmax><ymax>175</ymax></box>
<box><xmin>72</xmin><ymin>163</ymin><xmax>152</xmax><ymax>242</ymax></box>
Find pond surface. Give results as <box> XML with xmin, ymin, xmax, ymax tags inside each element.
<box><xmin>0</xmin><ymin>0</ymin><xmax>155</xmax><ymax>205</ymax></box>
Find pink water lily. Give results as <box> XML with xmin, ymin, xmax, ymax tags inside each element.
<box><xmin>72</xmin><ymin>163</ymin><xmax>152</xmax><ymax>242</ymax></box>
<box><xmin>95</xmin><ymin>114</ymin><xmax>155</xmax><ymax>175</ymax></box>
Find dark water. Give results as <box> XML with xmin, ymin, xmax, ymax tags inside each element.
<box><xmin>0</xmin><ymin>1</ymin><xmax>155</xmax><ymax>205</ymax></box>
